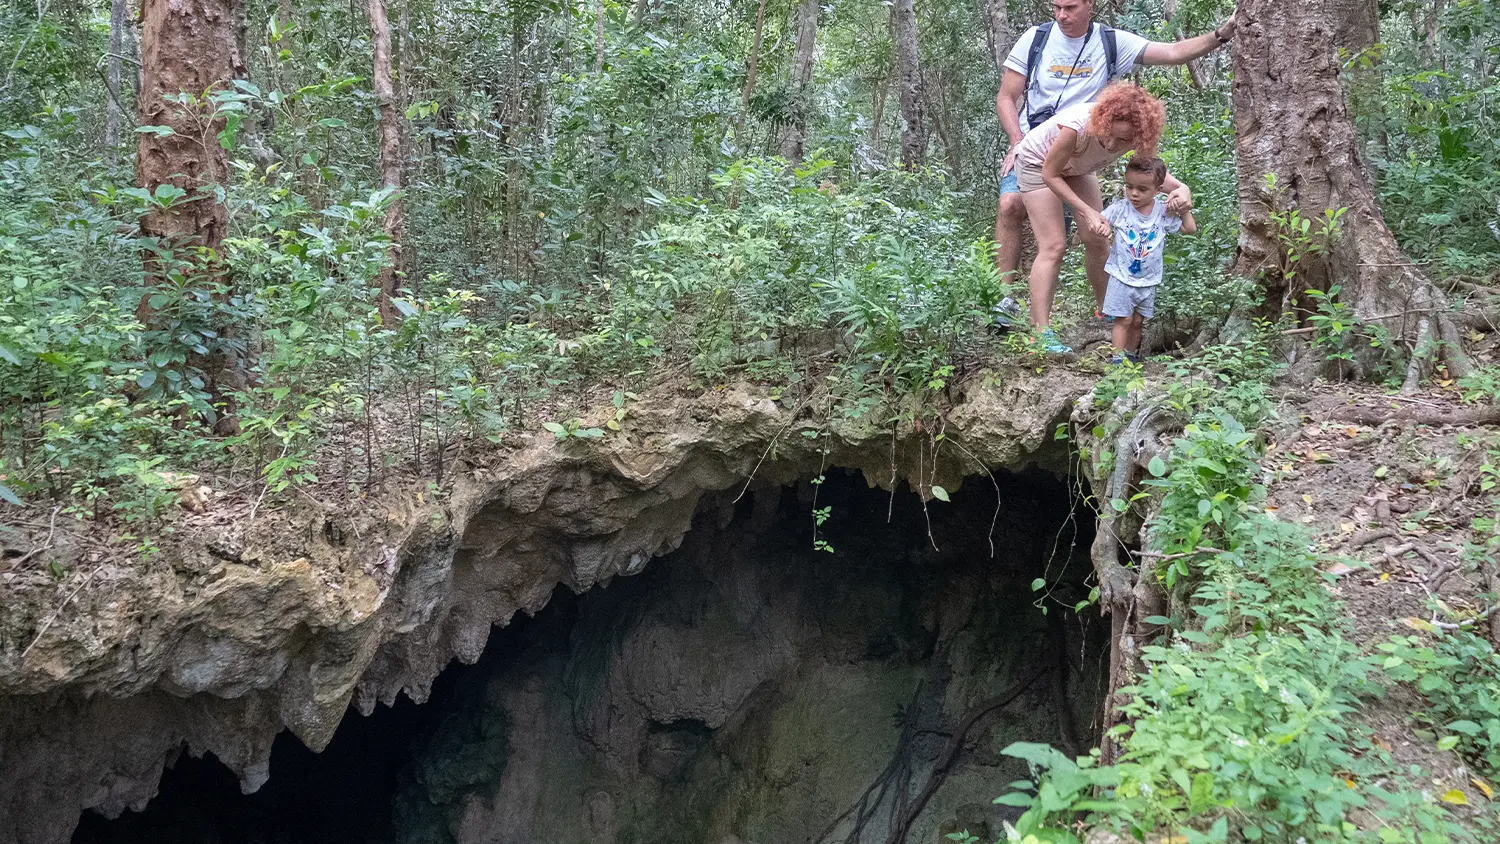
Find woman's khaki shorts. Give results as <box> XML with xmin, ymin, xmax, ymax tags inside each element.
<box><xmin>1015</xmin><ymin>159</ymin><xmax>1047</xmax><ymax>192</ymax></box>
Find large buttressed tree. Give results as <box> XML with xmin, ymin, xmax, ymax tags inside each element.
<box><xmin>137</xmin><ymin>0</ymin><xmax>245</xmax><ymax>260</ymax></box>
<box><xmin>1231</xmin><ymin>0</ymin><xmax>1471</xmax><ymax>386</ymax></box>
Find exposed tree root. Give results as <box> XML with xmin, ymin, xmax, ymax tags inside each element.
<box><xmin>1347</xmin><ymin>528</ymin><xmax>1397</xmax><ymax>549</ymax></box>
<box><xmin>881</xmin><ymin>654</ymin><xmax>1059</xmax><ymax>844</ymax></box>
<box><xmin>1324</xmin><ymin>403</ymin><xmax>1500</xmax><ymax>427</ymax></box>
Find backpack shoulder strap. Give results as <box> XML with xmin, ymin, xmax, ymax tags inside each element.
<box><xmin>1025</xmin><ymin>23</ymin><xmax>1054</xmax><ymax>89</ymax></box>
<box><xmin>1101</xmin><ymin>25</ymin><xmax>1119</xmax><ymax>78</ymax></box>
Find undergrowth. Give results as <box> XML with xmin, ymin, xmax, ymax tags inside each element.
<box><xmin>996</xmin><ymin>371</ymin><xmax>1485</xmax><ymax>843</ymax></box>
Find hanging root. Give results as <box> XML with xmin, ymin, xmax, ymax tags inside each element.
<box><xmin>882</xmin><ymin>653</ymin><xmax>1059</xmax><ymax>844</ymax></box>
<box><xmin>1071</xmin><ymin>389</ymin><xmax>1183</xmax><ymax>763</ymax></box>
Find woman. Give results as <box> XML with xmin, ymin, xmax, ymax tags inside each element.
<box><xmin>1010</xmin><ymin>82</ymin><xmax>1192</xmax><ymax>353</ymax></box>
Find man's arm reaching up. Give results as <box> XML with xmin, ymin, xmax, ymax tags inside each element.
<box><xmin>1138</xmin><ymin>14</ymin><xmax>1236</xmax><ymax>66</ymax></box>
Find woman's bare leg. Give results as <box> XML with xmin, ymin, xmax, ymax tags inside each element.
<box><xmin>1065</xmin><ymin>174</ymin><xmax>1109</xmax><ymax>311</ymax></box>
<box><xmin>1021</xmin><ymin>187</ymin><xmax>1068</xmax><ymax>328</ymax></box>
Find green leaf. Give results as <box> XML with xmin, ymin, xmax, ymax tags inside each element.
<box><xmin>930</xmin><ymin>485</ymin><xmax>950</xmax><ymax>502</ymax></box>
<box><xmin>0</xmin><ymin>482</ymin><xmax>22</xmax><ymax>506</ymax></box>
<box><xmin>1147</xmin><ymin>455</ymin><xmax>1167</xmax><ymax>477</ymax></box>
<box><xmin>1448</xmin><ymin>720</ymin><xmax>1482</xmax><ymax>736</ymax></box>
<box><xmin>541</xmin><ymin>421</ymin><xmax>566</xmax><ymax>434</ymax></box>
<box><xmin>1437</xmin><ymin>735</ymin><xmax>1460</xmax><ymax>751</ymax></box>
<box><xmin>1030</xmin><ymin>578</ymin><xmax>1047</xmax><ymax>592</ymax></box>
<box><xmin>1189</xmin><ymin>772</ymin><xmax>1215</xmax><ymax>813</ymax></box>
<box><xmin>136</xmin><ymin>371</ymin><xmax>157</xmax><ymax>389</ymax></box>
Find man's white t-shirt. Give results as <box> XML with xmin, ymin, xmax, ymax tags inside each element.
<box><xmin>1004</xmin><ymin>24</ymin><xmax>1150</xmax><ymax>132</ymax></box>
<box><xmin>1102</xmin><ymin>198</ymin><xmax>1183</xmax><ymax>288</ymax></box>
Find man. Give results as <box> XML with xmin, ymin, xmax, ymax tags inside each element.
<box><xmin>993</xmin><ymin>0</ymin><xmax>1235</xmax><ymax>312</ymax></box>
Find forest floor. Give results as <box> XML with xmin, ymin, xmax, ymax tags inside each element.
<box><xmin>1260</xmin><ymin>380</ymin><xmax>1500</xmax><ymax>824</ymax></box>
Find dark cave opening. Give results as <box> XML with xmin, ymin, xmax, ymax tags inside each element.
<box><xmin>74</xmin><ymin>467</ymin><xmax>1104</xmax><ymax>844</ymax></box>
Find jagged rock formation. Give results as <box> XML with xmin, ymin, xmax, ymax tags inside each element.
<box><xmin>0</xmin><ymin>372</ymin><xmax>1093</xmax><ymax>844</ymax></box>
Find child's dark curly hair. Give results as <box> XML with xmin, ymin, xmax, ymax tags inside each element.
<box><xmin>1125</xmin><ymin>155</ymin><xmax>1168</xmax><ymax>186</ymax></box>
<box><xmin>1089</xmin><ymin>82</ymin><xmax>1167</xmax><ymax>156</ymax></box>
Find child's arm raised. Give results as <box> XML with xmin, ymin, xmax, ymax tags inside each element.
<box><xmin>1161</xmin><ymin>172</ymin><xmax>1193</xmax><ymax>216</ymax></box>
<box><xmin>1175</xmin><ymin>208</ymin><xmax>1198</xmax><ymax>235</ymax></box>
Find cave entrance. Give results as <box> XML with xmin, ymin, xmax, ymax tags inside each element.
<box><xmin>75</xmin><ymin>467</ymin><xmax>1105</xmax><ymax>844</ymax></box>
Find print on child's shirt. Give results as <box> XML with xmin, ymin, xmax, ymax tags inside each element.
<box><xmin>1102</xmin><ymin>198</ymin><xmax>1182</xmax><ymax>289</ymax></box>
<box><xmin>1120</xmin><ymin>225</ymin><xmax>1159</xmax><ymax>278</ymax></box>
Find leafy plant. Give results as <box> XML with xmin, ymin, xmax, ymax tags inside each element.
<box><xmin>541</xmin><ymin>418</ymin><xmax>605</xmax><ymax>440</ymax></box>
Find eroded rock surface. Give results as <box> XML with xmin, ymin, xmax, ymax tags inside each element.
<box><xmin>0</xmin><ymin>371</ymin><xmax>1093</xmax><ymax>843</ymax></box>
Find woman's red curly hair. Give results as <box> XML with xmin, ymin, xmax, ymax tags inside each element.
<box><xmin>1088</xmin><ymin>82</ymin><xmax>1166</xmax><ymax>156</ymax></box>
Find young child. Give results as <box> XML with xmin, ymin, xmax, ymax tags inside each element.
<box><xmin>1100</xmin><ymin>156</ymin><xmax>1196</xmax><ymax>363</ymax></box>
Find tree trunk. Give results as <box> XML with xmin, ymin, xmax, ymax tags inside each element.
<box><xmin>137</xmin><ymin>0</ymin><xmax>246</xmax><ymax>423</ymax></box>
<box><xmin>137</xmin><ymin>0</ymin><xmax>242</xmax><ymax>257</ymax></box>
<box><xmin>1231</xmin><ymin>0</ymin><xmax>1470</xmax><ymax>385</ymax></box>
<box><xmin>1339</xmin><ymin>0</ymin><xmax>1387</xmax><ymax>170</ymax></box>
<box><xmin>368</xmin><ymin>0</ymin><xmax>404</xmax><ymax>325</ymax></box>
<box><xmin>982</xmin><ymin>0</ymin><xmax>1012</xmax><ymax>83</ymax></box>
<box><xmin>593</xmin><ymin>0</ymin><xmax>606</xmax><ymax>78</ymax></box>
<box><xmin>780</xmin><ymin>0</ymin><xmax>818</xmax><ymax>164</ymax></box>
<box><xmin>734</xmin><ymin>0</ymin><xmax>769</xmax><ymax>147</ymax></box>
<box><xmin>924</xmin><ymin>74</ymin><xmax>959</xmax><ymax>178</ymax></box>
<box><xmin>103</xmin><ymin>0</ymin><xmax>130</xmax><ymax>163</ymax></box>
<box><xmin>890</xmin><ymin>0</ymin><xmax>925</xmax><ymax>169</ymax></box>
<box><xmin>1420</xmin><ymin>0</ymin><xmax>1445</xmax><ymax>70</ymax></box>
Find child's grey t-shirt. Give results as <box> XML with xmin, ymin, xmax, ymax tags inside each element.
<box><xmin>1102</xmin><ymin>198</ymin><xmax>1183</xmax><ymax>288</ymax></box>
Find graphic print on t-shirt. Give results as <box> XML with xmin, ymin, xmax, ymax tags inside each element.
<box><xmin>1120</xmin><ymin>224</ymin><xmax>1157</xmax><ymax>276</ymax></box>
<box><xmin>1045</xmin><ymin>62</ymin><xmax>1098</xmax><ymax>80</ymax></box>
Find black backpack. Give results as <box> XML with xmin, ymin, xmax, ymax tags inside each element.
<box><xmin>1023</xmin><ymin>22</ymin><xmax>1120</xmax><ymax>126</ymax></box>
